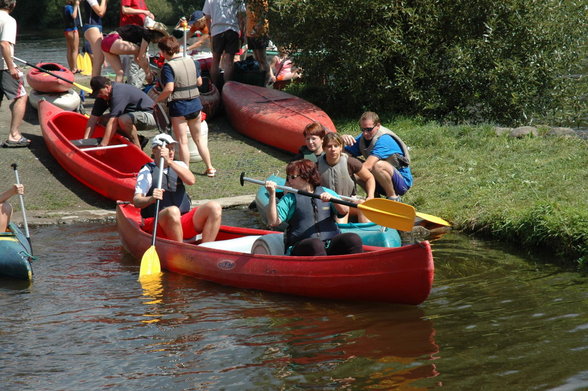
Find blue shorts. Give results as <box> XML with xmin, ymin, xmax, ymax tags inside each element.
<box><xmin>375</xmin><ymin>168</ymin><xmax>410</xmax><ymax>197</ymax></box>
<box><xmin>83</xmin><ymin>24</ymin><xmax>102</xmax><ymax>33</ymax></box>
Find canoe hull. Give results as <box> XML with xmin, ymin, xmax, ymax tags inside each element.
<box><xmin>38</xmin><ymin>100</ymin><xmax>152</xmax><ymax>201</ymax></box>
<box><xmin>117</xmin><ymin>204</ymin><xmax>434</xmax><ymax>304</ymax></box>
<box><xmin>222</xmin><ymin>81</ymin><xmax>336</xmax><ymax>154</ymax></box>
<box><xmin>26</xmin><ymin>62</ymin><xmax>74</xmax><ymax>93</ymax></box>
<box><xmin>0</xmin><ymin>223</ymin><xmax>33</xmax><ymax>281</ymax></box>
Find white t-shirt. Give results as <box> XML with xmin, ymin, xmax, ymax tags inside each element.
<box><xmin>0</xmin><ymin>10</ymin><xmax>17</xmax><ymax>71</ymax></box>
<box><xmin>202</xmin><ymin>0</ymin><xmax>245</xmax><ymax>37</ymax></box>
<box><xmin>135</xmin><ymin>161</ymin><xmax>189</xmax><ymax>195</ymax></box>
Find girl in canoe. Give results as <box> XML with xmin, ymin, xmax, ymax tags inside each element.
<box><xmin>0</xmin><ymin>183</ymin><xmax>24</xmax><ymax>232</ymax></box>
<box><xmin>264</xmin><ymin>159</ymin><xmax>362</xmax><ymax>256</ymax></box>
<box><xmin>101</xmin><ymin>21</ymin><xmax>169</xmax><ymax>84</ymax></box>
<box><xmin>317</xmin><ymin>132</ymin><xmax>376</xmax><ymax>223</ymax></box>
<box><xmin>153</xmin><ymin>35</ymin><xmax>216</xmax><ymax>176</ymax></box>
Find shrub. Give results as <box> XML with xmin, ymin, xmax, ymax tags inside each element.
<box><xmin>270</xmin><ymin>0</ymin><xmax>587</xmax><ymax>126</ymax></box>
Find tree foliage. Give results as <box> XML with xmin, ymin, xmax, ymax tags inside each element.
<box><xmin>270</xmin><ymin>0</ymin><xmax>587</xmax><ymax>125</ymax></box>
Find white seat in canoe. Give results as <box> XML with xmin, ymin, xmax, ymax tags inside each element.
<box><xmin>198</xmin><ymin>235</ymin><xmax>262</xmax><ymax>253</ymax></box>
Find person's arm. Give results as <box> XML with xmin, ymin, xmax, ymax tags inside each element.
<box><xmin>265</xmin><ymin>181</ymin><xmax>281</xmax><ymax>227</ymax></box>
<box><xmin>133</xmin><ymin>188</ymin><xmax>161</xmax><ymax>209</ymax></box>
<box><xmin>121</xmin><ymin>5</ymin><xmax>154</xmax><ymax>20</ymax></box>
<box><xmin>0</xmin><ymin>41</ymin><xmax>18</xmax><ymax>80</ymax></box>
<box><xmin>99</xmin><ymin>116</ymin><xmax>118</xmax><ymax>147</ymax></box>
<box><xmin>72</xmin><ymin>1</ymin><xmax>80</xmax><ymax>20</ymax></box>
<box><xmin>362</xmin><ymin>155</ymin><xmax>380</xmax><ymax>171</ymax></box>
<box><xmin>167</xmin><ymin>158</ymin><xmax>196</xmax><ymax>186</ymax></box>
<box><xmin>154</xmin><ymin>64</ymin><xmax>174</xmax><ymax>103</ymax></box>
<box><xmin>319</xmin><ymin>190</ymin><xmax>349</xmax><ymax>216</ymax></box>
<box><xmin>83</xmin><ymin>115</ymin><xmax>99</xmax><ymax>139</ymax></box>
<box><xmin>205</xmin><ymin>15</ymin><xmax>212</xmax><ymax>48</ymax></box>
<box><xmin>136</xmin><ymin>38</ymin><xmax>152</xmax><ymax>82</ymax></box>
<box><xmin>91</xmin><ymin>0</ymin><xmax>108</xmax><ymax>18</ymax></box>
<box><xmin>0</xmin><ymin>184</ymin><xmax>23</xmax><ymax>204</ymax></box>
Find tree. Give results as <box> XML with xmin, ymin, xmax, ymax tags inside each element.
<box><xmin>270</xmin><ymin>0</ymin><xmax>587</xmax><ymax>125</ymax></box>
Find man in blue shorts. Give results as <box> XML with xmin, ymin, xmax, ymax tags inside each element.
<box><xmin>342</xmin><ymin>111</ymin><xmax>413</xmax><ymax>202</ymax></box>
<box><xmin>0</xmin><ymin>0</ymin><xmax>29</xmax><ymax>148</ymax></box>
<box><xmin>203</xmin><ymin>0</ymin><xmax>245</xmax><ymax>87</ymax></box>
<box><xmin>84</xmin><ymin>76</ymin><xmax>156</xmax><ymax>148</ymax></box>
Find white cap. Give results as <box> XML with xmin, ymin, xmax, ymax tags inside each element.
<box><xmin>151</xmin><ymin>134</ymin><xmax>177</xmax><ymax>148</ymax></box>
<box><xmin>144</xmin><ymin>16</ymin><xmax>155</xmax><ymax>29</ymax></box>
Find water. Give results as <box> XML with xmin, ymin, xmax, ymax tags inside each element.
<box><xmin>1</xmin><ymin>208</ymin><xmax>587</xmax><ymax>390</ymax></box>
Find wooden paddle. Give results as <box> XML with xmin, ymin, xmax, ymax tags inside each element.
<box><xmin>11</xmin><ymin>163</ymin><xmax>32</xmax><ymax>253</ymax></box>
<box><xmin>12</xmin><ymin>56</ymin><xmax>93</xmax><ymax>94</ymax></box>
<box><xmin>138</xmin><ymin>148</ymin><xmax>167</xmax><ymax>279</ymax></box>
<box><xmin>240</xmin><ymin>173</ymin><xmax>416</xmax><ymax>231</ymax></box>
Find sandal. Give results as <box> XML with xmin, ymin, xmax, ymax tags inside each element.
<box><xmin>2</xmin><ymin>136</ymin><xmax>31</xmax><ymax>148</ymax></box>
<box><xmin>205</xmin><ymin>168</ymin><xmax>217</xmax><ymax>177</ymax></box>
<box><xmin>387</xmin><ymin>195</ymin><xmax>402</xmax><ymax>202</ymax></box>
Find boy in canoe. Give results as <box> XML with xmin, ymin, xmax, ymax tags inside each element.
<box><xmin>132</xmin><ymin>134</ymin><xmax>222</xmax><ymax>243</ymax></box>
<box><xmin>0</xmin><ymin>183</ymin><xmax>23</xmax><ymax>232</ymax></box>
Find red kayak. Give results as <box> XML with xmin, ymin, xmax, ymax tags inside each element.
<box><xmin>26</xmin><ymin>62</ymin><xmax>74</xmax><ymax>93</ymax></box>
<box><xmin>117</xmin><ymin>203</ymin><xmax>435</xmax><ymax>305</ymax></box>
<box><xmin>222</xmin><ymin>81</ymin><xmax>336</xmax><ymax>154</ymax></box>
<box><xmin>38</xmin><ymin>100</ymin><xmax>152</xmax><ymax>202</ymax></box>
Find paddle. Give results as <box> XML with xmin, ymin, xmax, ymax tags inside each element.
<box><xmin>12</xmin><ymin>56</ymin><xmax>93</xmax><ymax>94</ymax></box>
<box><xmin>11</xmin><ymin>163</ymin><xmax>32</xmax><ymax>253</ymax></box>
<box><xmin>240</xmin><ymin>172</ymin><xmax>416</xmax><ymax>231</ymax></box>
<box><xmin>335</xmin><ymin>194</ymin><xmax>451</xmax><ymax>228</ymax></box>
<box><xmin>138</xmin><ymin>144</ymin><xmax>167</xmax><ymax>278</ymax></box>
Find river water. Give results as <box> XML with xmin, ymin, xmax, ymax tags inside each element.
<box><xmin>1</xmin><ymin>207</ymin><xmax>587</xmax><ymax>391</ymax></box>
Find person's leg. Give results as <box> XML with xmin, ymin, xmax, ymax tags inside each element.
<box><xmin>327</xmin><ymin>233</ymin><xmax>363</xmax><ymax>255</ymax></box>
<box><xmin>210</xmin><ymin>34</ymin><xmax>223</xmax><ymax>87</ymax></box>
<box><xmin>85</xmin><ymin>27</ymin><xmax>104</xmax><ymax>77</ymax></box>
<box><xmin>9</xmin><ymin>95</ymin><xmax>27</xmax><ymax>142</ymax></box>
<box><xmin>371</xmin><ymin>160</ymin><xmax>396</xmax><ymax>198</ymax></box>
<box><xmin>65</xmin><ymin>30</ymin><xmax>77</xmax><ymax>71</ymax></box>
<box><xmin>222</xmin><ymin>30</ymin><xmax>240</xmax><ymax>82</ymax></box>
<box><xmin>108</xmin><ymin>40</ymin><xmax>140</xmax><ymax>83</ymax></box>
<box><xmin>157</xmin><ymin>206</ymin><xmax>183</xmax><ymax>242</ymax></box>
<box><xmin>290</xmin><ymin>238</ymin><xmax>327</xmax><ymax>256</ymax></box>
<box><xmin>0</xmin><ymin>202</ymin><xmax>13</xmax><ymax>232</ymax></box>
<box><xmin>171</xmin><ymin>116</ymin><xmax>190</xmax><ymax>165</ymax></box>
<box><xmin>103</xmin><ymin>52</ymin><xmax>124</xmax><ymax>83</ymax></box>
<box><xmin>187</xmin><ymin>114</ymin><xmax>214</xmax><ymax>172</ymax></box>
<box><xmin>190</xmin><ymin>202</ymin><xmax>222</xmax><ymax>243</ymax></box>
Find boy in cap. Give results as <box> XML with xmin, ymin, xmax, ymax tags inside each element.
<box><xmin>133</xmin><ymin>134</ymin><xmax>222</xmax><ymax>243</ymax></box>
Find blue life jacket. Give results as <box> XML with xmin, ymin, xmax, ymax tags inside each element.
<box><xmin>140</xmin><ymin>162</ymin><xmax>191</xmax><ymax>218</ymax></box>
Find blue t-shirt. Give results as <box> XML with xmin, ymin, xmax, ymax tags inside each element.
<box><xmin>161</xmin><ymin>59</ymin><xmax>203</xmax><ymax>117</ymax></box>
<box><xmin>345</xmin><ymin>133</ymin><xmax>413</xmax><ymax>187</ymax></box>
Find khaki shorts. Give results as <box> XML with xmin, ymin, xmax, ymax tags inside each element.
<box><xmin>128</xmin><ymin>111</ymin><xmax>156</xmax><ymax>130</ymax></box>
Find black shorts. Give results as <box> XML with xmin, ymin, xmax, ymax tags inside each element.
<box><xmin>247</xmin><ymin>35</ymin><xmax>269</xmax><ymax>50</ymax></box>
<box><xmin>0</xmin><ymin>70</ymin><xmax>27</xmax><ymax>101</ymax></box>
<box><xmin>212</xmin><ymin>30</ymin><xmax>240</xmax><ymax>56</ymax></box>
<box><xmin>185</xmin><ymin>110</ymin><xmax>201</xmax><ymax>120</ymax></box>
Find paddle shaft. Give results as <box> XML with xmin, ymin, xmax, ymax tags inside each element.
<box><xmin>150</xmin><ymin>153</ymin><xmax>167</xmax><ymax>246</ymax></box>
<box><xmin>12</xmin><ymin>56</ymin><xmax>92</xmax><ymax>94</ymax></box>
<box><xmin>81</xmin><ymin>144</ymin><xmax>128</xmax><ymax>152</ymax></box>
<box><xmin>11</xmin><ymin>164</ymin><xmax>31</xmax><ymax>250</ymax></box>
<box><xmin>241</xmin><ymin>174</ymin><xmax>357</xmax><ymax>208</ymax></box>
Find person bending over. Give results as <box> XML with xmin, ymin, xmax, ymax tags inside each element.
<box><xmin>264</xmin><ymin>159</ymin><xmax>362</xmax><ymax>256</ymax></box>
<box><xmin>133</xmin><ymin>134</ymin><xmax>222</xmax><ymax>243</ymax></box>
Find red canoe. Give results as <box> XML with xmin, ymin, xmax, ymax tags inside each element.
<box><xmin>38</xmin><ymin>100</ymin><xmax>152</xmax><ymax>202</ymax></box>
<box><xmin>26</xmin><ymin>62</ymin><xmax>74</xmax><ymax>93</ymax></box>
<box><xmin>117</xmin><ymin>203</ymin><xmax>434</xmax><ymax>305</ymax></box>
<box><xmin>222</xmin><ymin>81</ymin><xmax>336</xmax><ymax>154</ymax></box>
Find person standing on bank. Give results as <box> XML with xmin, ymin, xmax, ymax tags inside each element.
<box><xmin>83</xmin><ymin>0</ymin><xmax>107</xmax><ymax>78</ymax></box>
<box><xmin>133</xmin><ymin>134</ymin><xmax>222</xmax><ymax>243</ymax></box>
<box><xmin>245</xmin><ymin>0</ymin><xmax>273</xmax><ymax>86</ymax></box>
<box><xmin>203</xmin><ymin>0</ymin><xmax>246</xmax><ymax>87</ymax></box>
<box><xmin>119</xmin><ymin>0</ymin><xmax>153</xmax><ymax>27</ymax></box>
<box><xmin>265</xmin><ymin>159</ymin><xmax>363</xmax><ymax>257</ymax></box>
<box><xmin>84</xmin><ymin>76</ymin><xmax>156</xmax><ymax>148</ymax></box>
<box><xmin>0</xmin><ymin>0</ymin><xmax>29</xmax><ymax>148</ymax></box>
<box><xmin>64</xmin><ymin>0</ymin><xmax>81</xmax><ymax>73</ymax></box>
<box><xmin>153</xmin><ymin>36</ymin><xmax>216</xmax><ymax>177</ymax></box>
<box><xmin>342</xmin><ymin>111</ymin><xmax>412</xmax><ymax>202</ymax></box>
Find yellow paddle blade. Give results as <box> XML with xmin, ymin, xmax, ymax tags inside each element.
<box><xmin>415</xmin><ymin>212</ymin><xmax>451</xmax><ymax>228</ymax></box>
<box><xmin>76</xmin><ymin>53</ymin><xmax>84</xmax><ymax>73</ymax></box>
<box><xmin>81</xmin><ymin>52</ymin><xmax>92</xmax><ymax>76</ymax></box>
<box><xmin>139</xmin><ymin>245</ymin><xmax>161</xmax><ymax>278</ymax></box>
<box><xmin>357</xmin><ymin>198</ymin><xmax>416</xmax><ymax>232</ymax></box>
